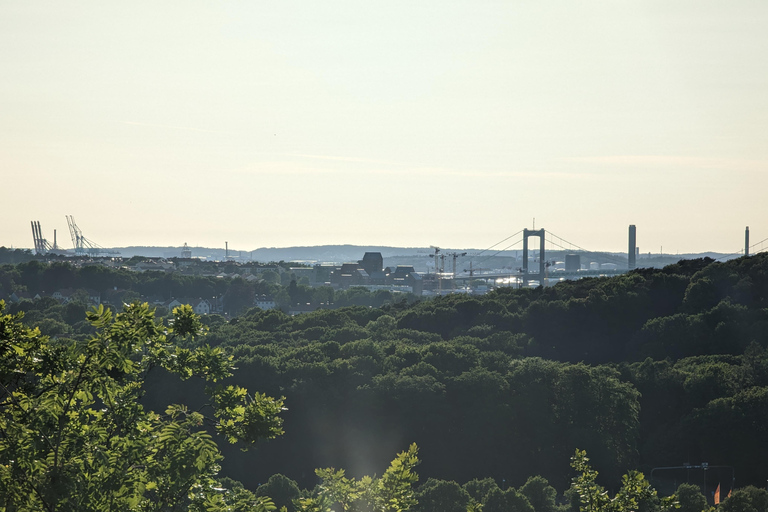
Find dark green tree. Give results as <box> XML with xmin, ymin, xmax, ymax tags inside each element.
<box><xmin>414</xmin><ymin>478</ymin><xmax>469</xmax><ymax>512</ymax></box>
<box><xmin>483</xmin><ymin>487</ymin><xmax>534</xmax><ymax>512</ymax></box>
<box><xmin>718</xmin><ymin>486</ymin><xmax>768</xmax><ymax>512</ymax></box>
<box><xmin>224</xmin><ymin>277</ymin><xmax>255</xmax><ymax>315</ymax></box>
<box><xmin>463</xmin><ymin>477</ymin><xmax>500</xmax><ymax>505</ymax></box>
<box><xmin>256</xmin><ymin>474</ymin><xmax>302</xmax><ymax>512</ymax></box>
<box><xmin>675</xmin><ymin>483</ymin><xmax>710</xmax><ymax>512</ymax></box>
<box><xmin>520</xmin><ymin>475</ymin><xmax>560</xmax><ymax>512</ymax></box>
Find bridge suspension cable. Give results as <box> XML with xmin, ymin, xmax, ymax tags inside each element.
<box><xmin>545</xmin><ymin>231</ymin><xmax>589</xmax><ymax>253</ymax></box>
<box><xmin>716</xmin><ymin>235</ymin><xmax>768</xmax><ymax>261</ymax></box>
<box><xmin>472</xmin><ymin>230</ymin><xmax>523</xmax><ymax>259</ymax></box>
<box><xmin>472</xmin><ymin>238</ymin><xmax>524</xmax><ymax>267</ymax></box>
<box><xmin>546</xmin><ymin>231</ymin><xmax>629</xmax><ymax>267</ymax></box>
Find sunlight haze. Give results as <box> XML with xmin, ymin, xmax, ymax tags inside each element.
<box><xmin>2</xmin><ymin>1</ymin><xmax>766</xmax><ymax>255</ymax></box>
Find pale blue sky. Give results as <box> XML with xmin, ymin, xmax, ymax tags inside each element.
<box><xmin>2</xmin><ymin>1</ymin><xmax>766</xmax><ymax>254</ymax></box>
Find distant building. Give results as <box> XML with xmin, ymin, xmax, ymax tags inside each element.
<box><xmin>565</xmin><ymin>254</ymin><xmax>581</xmax><ymax>272</ymax></box>
<box><xmin>288</xmin><ymin>304</ymin><xmax>318</xmax><ymax>315</ymax></box>
<box><xmin>389</xmin><ymin>265</ymin><xmax>416</xmax><ymax>282</ymax></box>
<box><xmin>330</xmin><ymin>263</ymin><xmax>369</xmax><ymax>289</ymax></box>
<box><xmin>313</xmin><ymin>264</ymin><xmax>338</xmax><ymax>285</ymax></box>
<box><xmin>51</xmin><ymin>289</ymin><xmax>73</xmax><ymax>303</ymax></box>
<box><xmin>360</xmin><ymin>252</ymin><xmax>383</xmax><ymax>276</ymax></box>
<box><xmin>249</xmin><ymin>266</ymin><xmax>283</xmax><ymax>275</ymax></box>
<box><xmin>290</xmin><ymin>267</ymin><xmax>314</xmax><ymax>282</ymax></box>
<box><xmin>86</xmin><ymin>289</ymin><xmax>101</xmax><ymax>305</ymax></box>
<box><xmin>189</xmin><ymin>298</ymin><xmax>211</xmax><ymax>315</ymax></box>
<box><xmin>167</xmin><ymin>298</ymin><xmax>212</xmax><ymax>315</ymax></box>
<box><xmin>133</xmin><ymin>260</ymin><xmax>174</xmax><ymax>272</ymax></box>
<box><xmin>254</xmin><ymin>294</ymin><xmax>276</xmax><ymax>310</ymax></box>
<box><xmin>163</xmin><ymin>299</ymin><xmax>183</xmax><ymax>311</ymax></box>
<box><xmin>368</xmin><ymin>270</ymin><xmax>388</xmax><ymax>285</ymax></box>
<box><xmin>10</xmin><ymin>291</ymin><xmax>41</xmax><ymax>302</ymax></box>
<box><xmin>48</xmin><ymin>288</ymin><xmax>100</xmax><ymax>305</ymax></box>
<box><xmin>389</xmin><ymin>265</ymin><xmax>423</xmax><ymax>295</ymax></box>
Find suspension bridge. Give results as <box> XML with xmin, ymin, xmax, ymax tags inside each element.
<box><xmin>432</xmin><ymin>225</ymin><xmax>765</xmax><ymax>291</ymax></box>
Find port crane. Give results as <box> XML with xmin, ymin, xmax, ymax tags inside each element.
<box><xmin>30</xmin><ymin>221</ymin><xmax>63</xmax><ymax>255</ymax></box>
<box><xmin>66</xmin><ymin>215</ymin><xmax>119</xmax><ymax>256</ymax></box>
<box><xmin>30</xmin><ymin>221</ymin><xmax>51</xmax><ymax>255</ymax></box>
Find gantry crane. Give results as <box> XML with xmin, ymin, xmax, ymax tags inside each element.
<box><xmin>30</xmin><ymin>221</ymin><xmax>64</xmax><ymax>255</ymax></box>
<box><xmin>30</xmin><ymin>221</ymin><xmax>51</xmax><ymax>255</ymax></box>
<box><xmin>65</xmin><ymin>215</ymin><xmax>119</xmax><ymax>256</ymax></box>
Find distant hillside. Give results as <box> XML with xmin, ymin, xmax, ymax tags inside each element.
<box><xmin>110</xmin><ymin>245</ymin><xmax>480</xmax><ymax>265</ymax></box>
<box><xmin>108</xmin><ymin>245</ymin><xmax>733</xmax><ymax>272</ymax></box>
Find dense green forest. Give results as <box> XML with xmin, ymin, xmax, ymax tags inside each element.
<box><xmin>0</xmin><ymin>256</ymin><xmax>418</xmax><ymax>317</ymax></box>
<box><xmin>3</xmin><ymin>253</ymin><xmax>768</xmax><ymax>511</ymax></box>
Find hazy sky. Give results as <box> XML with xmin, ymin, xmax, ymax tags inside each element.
<box><xmin>2</xmin><ymin>1</ymin><xmax>767</xmax><ymax>254</ymax></box>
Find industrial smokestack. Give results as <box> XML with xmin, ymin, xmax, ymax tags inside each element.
<box><xmin>745</xmin><ymin>226</ymin><xmax>750</xmax><ymax>257</ymax></box>
<box><xmin>628</xmin><ymin>225</ymin><xmax>637</xmax><ymax>269</ymax></box>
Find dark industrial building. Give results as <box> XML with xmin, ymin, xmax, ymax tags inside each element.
<box><xmin>565</xmin><ymin>254</ymin><xmax>581</xmax><ymax>272</ymax></box>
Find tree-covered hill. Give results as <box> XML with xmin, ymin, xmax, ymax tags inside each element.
<box><xmin>136</xmin><ymin>254</ymin><xmax>768</xmax><ymax>493</ymax></box>
<box><xmin>4</xmin><ymin>253</ymin><xmax>768</xmax><ymax>499</ymax></box>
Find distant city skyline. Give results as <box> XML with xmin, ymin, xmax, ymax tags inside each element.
<box><xmin>2</xmin><ymin>2</ymin><xmax>766</xmax><ymax>254</ymax></box>
<box><xmin>12</xmin><ymin>221</ymin><xmax>757</xmax><ymax>259</ymax></box>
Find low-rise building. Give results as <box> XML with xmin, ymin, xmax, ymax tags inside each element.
<box><xmin>189</xmin><ymin>298</ymin><xmax>211</xmax><ymax>315</ymax></box>
<box><xmin>330</xmin><ymin>263</ymin><xmax>369</xmax><ymax>289</ymax></box>
<box><xmin>254</xmin><ymin>295</ymin><xmax>276</xmax><ymax>310</ymax></box>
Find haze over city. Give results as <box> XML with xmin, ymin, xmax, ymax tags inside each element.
<box><xmin>2</xmin><ymin>1</ymin><xmax>766</xmax><ymax>255</ymax></box>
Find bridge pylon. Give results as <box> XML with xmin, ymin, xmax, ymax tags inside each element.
<box><xmin>522</xmin><ymin>229</ymin><xmax>546</xmax><ymax>286</ymax></box>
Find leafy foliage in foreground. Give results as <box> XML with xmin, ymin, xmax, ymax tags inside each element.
<box><xmin>0</xmin><ymin>301</ymin><xmax>284</xmax><ymax>511</ymax></box>
<box><xmin>7</xmin><ymin>254</ymin><xmax>768</xmax><ymax>493</ymax></box>
<box><xmin>295</xmin><ymin>444</ymin><xmax>420</xmax><ymax>512</ymax></box>
<box><xmin>570</xmin><ymin>450</ymin><xmax>678</xmax><ymax>512</ymax></box>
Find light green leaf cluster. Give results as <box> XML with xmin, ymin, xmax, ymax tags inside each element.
<box><xmin>570</xmin><ymin>449</ymin><xmax>679</xmax><ymax>512</ymax></box>
<box><xmin>0</xmin><ymin>300</ymin><xmax>283</xmax><ymax>511</ymax></box>
<box><xmin>296</xmin><ymin>443</ymin><xmax>420</xmax><ymax>512</ymax></box>
<box><xmin>208</xmin><ymin>386</ymin><xmax>285</xmax><ymax>446</ymax></box>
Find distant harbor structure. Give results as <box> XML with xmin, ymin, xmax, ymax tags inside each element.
<box><xmin>522</xmin><ymin>228</ymin><xmax>546</xmax><ymax>286</ymax></box>
<box><xmin>745</xmin><ymin>226</ymin><xmax>750</xmax><ymax>256</ymax></box>
<box><xmin>565</xmin><ymin>254</ymin><xmax>580</xmax><ymax>272</ymax></box>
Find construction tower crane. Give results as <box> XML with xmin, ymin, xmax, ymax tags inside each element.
<box><xmin>463</xmin><ymin>262</ymin><xmax>492</xmax><ymax>277</ymax></box>
<box><xmin>446</xmin><ymin>252</ymin><xmax>467</xmax><ymax>290</ymax></box>
<box><xmin>430</xmin><ymin>248</ymin><xmax>467</xmax><ymax>292</ymax></box>
<box><xmin>428</xmin><ymin>246</ymin><xmax>442</xmax><ymax>272</ymax></box>
<box><xmin>447</xmin><ymin>252</ymin><xmax>467</xmax><ymax>277</ymax></box>
<box><xmin>429</xmin><ymin>246</ymin><xmax>445</xmax><ymax>292</ymax></box>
